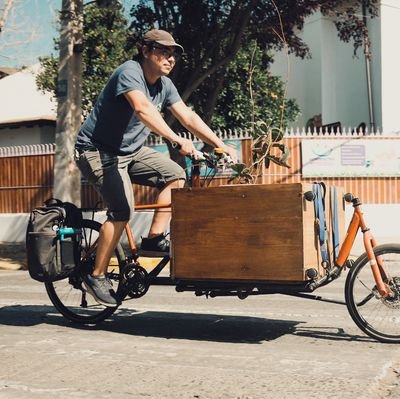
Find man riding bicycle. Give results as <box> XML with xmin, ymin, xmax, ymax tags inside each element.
<box><xmin>74</xmin><ymin>29</ymin><xmax>237</xmax><ymax>307</ymax></box>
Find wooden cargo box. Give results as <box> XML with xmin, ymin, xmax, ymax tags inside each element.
<box><xmin>171</xmin><ymin>183</ymin><xmax>345</xmax><ymax>283</ymax></box>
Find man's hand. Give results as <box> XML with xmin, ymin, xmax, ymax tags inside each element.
<box><xmin>174</xmin><ymin>138</ymin><xmax>197</xmax><ymax>157</ymax></box>
<box><xmin>221</xmin><ymin>144</ymin><xmax>238</xmax><ymax>164</ymax></box>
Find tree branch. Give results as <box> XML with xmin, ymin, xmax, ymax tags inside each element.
<box><xmin>0</xmin><ymin>0</ymin><xmax>15</xmax><ymax>32</ymax></box>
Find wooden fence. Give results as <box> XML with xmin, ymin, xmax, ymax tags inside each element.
<box><xmin>0</xmin><ymin>129</ymin><xmax>399</xmax><ymax>213</ymax></box>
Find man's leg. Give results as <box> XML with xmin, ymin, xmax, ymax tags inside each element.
<box><xmin>148</xmin><ymin>179</ymin><xmax>185</xmax><ymax>238</ymax></box>
<box><xmin>128</xmin><ymin>146</ymin><xmax>186</xmax><ymax>253</ymax></box>
<box><xmin>92</xmin><ymin>219</ymin><xmax>127</xmax><ymax>276</ymax></box>
<box><xmin>75</xmin><ymin>150</ymin><xmax>135</xmax><ymax>306</ymax></box>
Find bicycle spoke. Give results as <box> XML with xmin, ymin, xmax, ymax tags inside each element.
<box><xmin>45</xmin><ymin>219</ymin><xmax>125</xmax><ymax>324</ymax></box>
<box><xmin>345</xmin><ymin>244</ymin><xmax>400</xmax><ymax>343</ymax></box>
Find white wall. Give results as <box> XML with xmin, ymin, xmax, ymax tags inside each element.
<box><xmin>0</xmin><ymin>211</ymin><xmax>155</xmax><ymax>246</ymax></box>
<box><xmin>379</xmin><ymin>0</ymin><xmax>400</xmax><ymax>133</ymax></box>
<box><xmin>269</xmin><ymin>7</ymin><xmax>389</xmax><ymax>132</ymax></box>
<box><xmin>0</xmin><ymin>125</ymin><xmax>55</xmax><ymax>147</ymax></box>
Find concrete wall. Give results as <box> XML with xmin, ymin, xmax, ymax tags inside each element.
<box><xmin>269</xmin><ymin>2</ymin><xmax>400</xmax><ymax>133</ymax></box>
<box><xmin>380</xmin><ymin>0</ymin><xmax>400</xmax><ymax>133</ymax></box>
<box><xmin>0</xmin><ymin>125</ymin><xmax>55</xmax><ymax>147</ymax></box>
<box><xmin>0</xmin><ymin>211</ymin><xmax>155</xmax><ymax>246</ymax></box>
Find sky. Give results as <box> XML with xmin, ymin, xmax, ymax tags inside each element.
<box><xmin>0</xmin><ymin>0</ymin><xmax>136</xmax><ymax>69</ymax></box>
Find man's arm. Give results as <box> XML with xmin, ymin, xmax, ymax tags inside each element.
<box><xmin>169</xmin><ymin>101</ymin><xmax>237</xmax><ymax>161</ymax></box>
<box><xmin>124</xmin><ymin>90</ymin><xmax>195</xmax><ymax>155</ymax></box>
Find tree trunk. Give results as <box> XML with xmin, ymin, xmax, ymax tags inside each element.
<box><xmin>203</xmin><ymin>73</ymin><xmax>225</xmax><ymax>125</ymax></box>
<box><xmin>180</xmin><ymin>0</ymin><xmax>258</xmax><ymax>103</ymax></box>
<box><xmin>53</xmin><ymin>0</ymin><xmax>83</xmax><ymax>205</ymax></box>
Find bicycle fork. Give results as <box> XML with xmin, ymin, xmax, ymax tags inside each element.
<box><xmin>362</xmin><ymin>228</ymin><xmax>392</xmax><ymax>298</ymax></box>
<box><xmin>347</xmin><ymin>198</ymin><xmax>392</xmax><ymax>298</ymax></box>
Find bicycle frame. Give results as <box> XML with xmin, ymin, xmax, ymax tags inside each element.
<box><xmin>124</xmin><ymin>156</ymin><xmax>204</xmax><ymax>260</ymax></box>
<box><xmin>334</xmin><ymin>196</ymin><xmax>392</xmax><ymax>298</ymax></box>
<box><xmin>121</xmin><ymin>187</ymin><xmax>393</xmax><ymax>301</ymax></box>
<box><xmin>125</xmin><ymin>202</ymin><xmax>171</xmax><ymax>260</ymax></box>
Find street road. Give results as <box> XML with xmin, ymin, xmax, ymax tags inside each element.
<box><xmin>1</xmin><ymin>269</ymin><xmax>400</xmax><ymax>399</ymax></box>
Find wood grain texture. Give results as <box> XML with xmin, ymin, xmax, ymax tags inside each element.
<box><xmin>170</xmin><ymin>183</ymin><xmax>341</xmax><ymax>282</ymax></box>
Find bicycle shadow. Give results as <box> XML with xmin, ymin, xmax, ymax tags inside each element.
<box><xmin>0</xmin><ymin>304</ymin><xmax>376</xmax><ymax>344</ymax></box>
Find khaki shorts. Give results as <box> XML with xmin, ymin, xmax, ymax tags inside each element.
<box><xmin>75</xmin><ymin>146</ymin><xmax>186</xmax><ymax>221</ymax></box>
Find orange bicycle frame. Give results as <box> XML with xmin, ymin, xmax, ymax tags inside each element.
<box><xmin>335</xmin><ymin>198</ymin><xmax>392</xmax><ymax>298</ymax></box>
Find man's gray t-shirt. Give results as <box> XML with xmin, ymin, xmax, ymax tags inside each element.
<box><xmin>76</xmin><ymin>60</ymin><xmax>181</xmax><ymax>155</ymax></box>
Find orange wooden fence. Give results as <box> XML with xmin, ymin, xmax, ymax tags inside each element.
<box><xmin>0</xmin><ymin>132</ymin><xmax>399</xmax><ymax>213</ymax></box>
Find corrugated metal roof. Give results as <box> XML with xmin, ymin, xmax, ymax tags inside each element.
<box><xmin>0</xmin><ymin>64</ymin><xmax>56</xmax><ymax>125</ymax></box>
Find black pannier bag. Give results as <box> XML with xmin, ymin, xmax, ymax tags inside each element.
<box><xmin>26</xmin><ymin>198</ymin><xmax>83</xmax><ymax>282</ymax></box>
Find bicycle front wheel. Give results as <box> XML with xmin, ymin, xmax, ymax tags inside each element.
<box><xmin>345</xmin><ymin>244</ymin><xmax>400</xmax><ymax>343</ymax></box>
<box><xmin>45</xmin><ymin>219</ymin><xmax>126</xmax><ymax>324</ymax></box>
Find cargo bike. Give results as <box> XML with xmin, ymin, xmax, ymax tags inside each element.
<box><xmin>45</xmin><ymin>148</ymin><xmax>400</xmax><ymax>344</ymax></box>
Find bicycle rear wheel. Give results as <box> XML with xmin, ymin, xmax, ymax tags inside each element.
<box><xmin>345</xmin><ymin>244</ymin><xmax>400</xmax><ymax>343</ymax></box>
<box><xmin>45</xmin><ymin>219</ymin><xmax>126</xmax><ymax>324</ymax></box>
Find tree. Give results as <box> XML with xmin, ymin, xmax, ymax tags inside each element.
<box><xmin>37</xmin><ymin>3</ymin><xmax>133</xmax><ymax>118</ymax></box>
<box><xmin>36</xmin><ymin>1</ymin><xmax>132</xmax><ymax>204</ymax></box>
<box><xmin>37</xmin><ymin>0</ymin><xmax>378</xmax><ymax>179</ymax></box>
<box><xmin>38</xmin><ymin>0</ymin><xmax>378</xmax><ymax>129</ymax></box>
<box><xmin>127</xmin><ymin>0</ymin><xmax>378</xmax><ymax>127</ymax></box>
<box><xmin>0</xmin><ymin>0</ymin><xmax>14</xmax><ymax>33</ymax></box>
<box><xmin>211</xmin><ymin>41</ymin><xmax>300</xmax><ymax>131</ymax></box>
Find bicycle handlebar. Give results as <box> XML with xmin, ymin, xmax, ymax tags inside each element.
<box><xmin>171</xmin><ymin>141</ymin><xmax>234</xmax><ymax>168</ymax></box>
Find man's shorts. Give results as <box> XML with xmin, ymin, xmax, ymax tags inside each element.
<box><xmin>75</xmin><ymin>146</ymin><xmax>186</xmax><ymax>221</ymax></box>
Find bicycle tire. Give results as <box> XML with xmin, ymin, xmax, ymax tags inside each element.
<box><xmin>345</xmin><ymin>243</ymin><xmax>400</xmax><ymax>343</ymax></box>
<box><xmin>45</xmin><ymin>219</ymin><xmax>127</xmax><ymax>325</ymax></box>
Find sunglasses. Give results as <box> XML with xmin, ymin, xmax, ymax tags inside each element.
<box><xmin>151</xmin><ymin>45</ymin><xmax>181</xmax><ymax>61</ymax></box>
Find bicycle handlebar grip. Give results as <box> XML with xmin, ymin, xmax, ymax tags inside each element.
<box><xmin>214</xmin><ymin>148</ymin><xmax>225</xmax><ymax>155</ymax></box>
<box><xmin>344</xmin><ymin>193</ymin><xmax>354</xmax><ymax>203</ymax></box>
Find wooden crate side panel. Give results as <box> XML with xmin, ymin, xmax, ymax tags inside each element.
<box><xmin>171</xmin><ymin>184</ymin><xmax>309</xmax><ymax>281</ymax></box>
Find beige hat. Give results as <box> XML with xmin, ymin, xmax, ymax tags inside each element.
<box><xmin>142</xmin><ymin>29</ymin><xmax>184</xmax><ymax>53</ymax></box>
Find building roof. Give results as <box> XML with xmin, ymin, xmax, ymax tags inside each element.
<box><xmin>0</xmin><ymin>64</ymin><xmax>56</xmax><ymax>126</ymax></box>
<box><xmin>0</xmin><ymin>67</ymin><xmax>19</xmax><ymax>79</ymax></box>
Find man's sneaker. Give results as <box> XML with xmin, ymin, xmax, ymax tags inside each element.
<box><xmin>140</xmin><ymin>234</ymin><xmax>170</xmax><ymax>256</ymax></box>
<box><xmin>83</xmin><ymin>274</ymin><xmax>120</xmax><ymax>307</ymax></box>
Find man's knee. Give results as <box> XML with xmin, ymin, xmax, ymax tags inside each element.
<box><xmin>166</xmin><ymin>178</ymin><xmax>185</xmax><ymax>189</ymax></box>
<box><xmin>106</xmin><ymin>202</ymin><xmax>134</xmax><ymax>221</ymax></box>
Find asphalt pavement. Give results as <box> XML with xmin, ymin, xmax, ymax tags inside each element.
<box><xmin>1</xmin><ymin>264</ymin><xmax>400</xmax><ymax>399</ymax></box>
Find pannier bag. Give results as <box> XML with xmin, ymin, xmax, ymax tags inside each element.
<box><xmin>26</xmin><ymin>198</ymin><xmax>83</xmax><ymax>282</ymax></box>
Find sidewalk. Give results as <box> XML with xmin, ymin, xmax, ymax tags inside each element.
<box><xmin>0</xmin><ymin>243</ymin><xmax>27</xmax><ymax>270</ymax></box>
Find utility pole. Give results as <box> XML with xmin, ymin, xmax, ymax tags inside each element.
<box><xmin>362</xmin><ymin>0</ymin><xmax>375</xmax><ymax>133</ymax></box>
<box><xmin>53</xmin><ymin>0</ymin><xmax>83</xmax><ymax>205</ymax></box>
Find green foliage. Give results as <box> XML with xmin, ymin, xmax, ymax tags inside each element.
<box><xmin>211</xmin><ymin>42</ymin><xmax>300</xmax><ymax>131</ymax></box>
<box><xmin>36</xmin><ymin>4</ymin><xmax>133</xmax><ymax>117</ymax></box>
<box><xmin>36</xmin><ymin>55</ymin><xmax>58</xmax><ymax>95</ymax></box>
<box><xmin>37</xmin><ymin>0</ymin><xmax>378</xmax><ymax>125</ymax></box>
<box><xmin>127</xmin><ymin>0</ymin><xmax>378</xmax><ymax>125</ymax></box>
<box><xmin>36</xmin><ymin>0</ymin><xmax>378</xmax><ymax>175</ymax></box>
<box><xmin>81</xmin><ymin>4</ymin><xmax>133</xmax><ymax>113</ymax></box>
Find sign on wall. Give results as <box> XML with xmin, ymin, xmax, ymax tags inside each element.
<box><xmin>302</xmin><ymin>138</ymin><xmax>400</xmax><ymax>177</ymax></box>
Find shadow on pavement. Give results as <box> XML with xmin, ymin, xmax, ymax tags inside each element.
<box><xmin>293</xmin><ymin>326</ymin><xmax>375</xmax><ymax>343</ymax></box>
<box><xmin>0</xmin><ymin>304</ymin><xmax>375</xmax><ymax>343</ymax></box>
